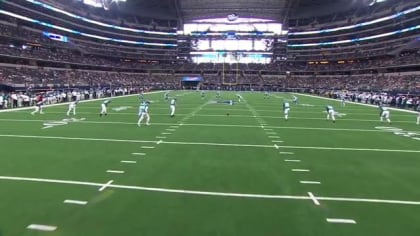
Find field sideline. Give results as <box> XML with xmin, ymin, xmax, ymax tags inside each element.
<box><xmin>0</xmin><ymin>91</ymin><xmax>419</xmax><ymax>236</ymax></box>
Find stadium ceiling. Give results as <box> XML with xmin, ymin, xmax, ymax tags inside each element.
<box><xmin>176</xmin><ymin>0</ymin><xmax>293</xmax><ymax>23</ymax></box>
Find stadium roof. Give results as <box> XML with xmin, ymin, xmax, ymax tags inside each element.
<box><xmin>121</xmin><ymin>0</ymin><xmax>391</xmax><ymax>23</ymax></box>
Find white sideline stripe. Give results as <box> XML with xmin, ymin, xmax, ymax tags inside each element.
<box><xmin>27</xmin><ymin>224</ymin><xmax>57</xmax><ymax>231</ymax></box>
<box><xmin>156</xmin><ymin>136</ymin><xmax>167</xmax><ymax>139</ymax></box>
<box><xmin>121</xmin><ymin>160</ymin><xmax>137</xmax><ymax>164</ymax></box>
<box><xmin>0</xmin><ymin>91</ymin><xmax>164</xmax><ymax>113</ymax></box>
<box><xmin>132</xmin><ymin>153</ymin><xmax>146</xmax><ymax>156</ymax></box>
<box><xmin>64</xmin><ymin>199</ymin><xmax>87</xmax><ymax>205</ymax></box>
<box><xmin>162</xmin><ymin>132</ymin><xmax>171</xmax><ymax>135</ymax></box>
<box><xmin>106</xmin><ymin>170</ymin><xmax>124</xmax><ymax>174</ymax></box>
<box><xmin>285</xmin><ymin>159</ymin><xmax>301</xmax><ymax>162</ymax></box>
<box><xmin>1</xmin><ymin>134</ymin><xmax>420</xmax><ymax>153</ymax></box>
<box><xmin>141</xmin><ymin>146</ymin><xmax>155</xmax><ymax>149</ymax></box>
<box><xmin>300</xmin><ymin>181</ymin><xmax>321</xmax><ymax>185</ymax></box>
<box><xmin>308</xmin><ymin>192</ymin><xmax>320</xmax><ymax>206</ymax></box>
<box><xmin>292</xmin><ymin>169</ymin><xmax>310</xmax><ymax>172</ymax></box>
<box><xmin>2</xmin><ymin>175</ymin><xmax>420</xmax><ymax>205</ymax></box>
<box><xmin>326</xmin><ymin>218</ymin><xmax>356</xmax><ymax>224</ymax></box>
<box><xmin>272</xmin><ymin>140</ymin><xmax>284</xmax><ymax>143</ymax></box>
<box><xmin>269</xmin><ymin>136</ymin><xmax>280</xmax><ymax>138</ymax></box>
<box><xmin>295</xmin><ymin>93</ymin><xmax>418</xmax><ymax>114</ymax></box>
<box><xmin>98</xmin><ymin>180</ymin><xmax>113</xmax><ymax>192</ymax></box>
<box><xmin>280</xmin><ymin>152</ymin><xmax>294</xmax><ymax>155</ymax></box>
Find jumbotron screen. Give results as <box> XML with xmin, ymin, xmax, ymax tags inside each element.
<box><xmin>181</xmin><ymin>18</ymin><xmax>284</xmax><ymax>64</ymax></box>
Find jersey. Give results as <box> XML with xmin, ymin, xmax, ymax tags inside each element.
<box><xmin>379</xmin><ymin>106</ymin><xmax>389</xmax><ymax>116</ymax></box>
<box><xmin>139</xmin><ymin>103</ymin><xmax>149</xmax><ymax>114</ymax></box>
<box><xmin>326</xmin><ymin>105</ymin><xmax>334</xmax><ymax>112</ymax></box>
<box><xmin>103</xmin><ymin>100</ymin><xmax>111</xmax><ymax>107</ymax></box>
<box><xmin>36</xmin><ymin>100</ymin><xmax>45</xmax><ymax>106</ymax></box>
<box><xmin>170</xmin><ymin>99</ymin><xmax>176</xmax><ymax>106</ymax></box>
<box><xmin>283</xmin><ymin>102</ymin><xmax>290</xmax><ymax>110</ymax></box>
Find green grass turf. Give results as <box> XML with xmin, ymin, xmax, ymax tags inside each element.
<box><xmin>0</xmin><ymin>91</ymin><xmax>420</xmax><ymax>236</ymax></box>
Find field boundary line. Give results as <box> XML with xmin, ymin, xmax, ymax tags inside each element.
<box><xmin>295</xmin><ymin>93</ymin><xmax>418</xmax><ymax>114</ymax></box>
<box><xmin>0</xmin><ymin>91</ymin><xmax>164</xmax><ymax>113</ymax></box>
<box><xmin>2</xmin><ymin>175</ymin><xmax>420</xmax><ymax>205</ymax></box>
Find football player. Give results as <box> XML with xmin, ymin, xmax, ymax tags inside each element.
<box><xmin>67</xmin><ymin>100</ymin><xmax>79</xmax><ymax>116</ymax></box>
<box><xmin>137</xmin><ymin>101</ymin><xmax>150</xmax><ymax>127</ymax></box>
<box><xmin>100</xmin><ymin>100</ymin><xmax>111</xmax><ymax>117</ymax></box>
<box><xmin>326</xmin><ymin>105</ymin><xmax>336</xmax><ymax>123</ymax></box>
<box><xmin>379</xmin><ymin>105</ymin><xmax>391</xmax><ymax>124</ymax></box>
<box><xmin>283</xmin><ymin>101</ymin><xmax>290</xmax><ymax>120</ymax></box>
<box><xmin>170</xmin><ymin>98</ymin><xmax>176</xmax><ymax>117</ymax></box>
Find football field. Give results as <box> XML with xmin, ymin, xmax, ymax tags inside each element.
<box><xmin>0</xmin><ymin>91</ymin><xmax>420</xmax><ymax>236</ymax></box>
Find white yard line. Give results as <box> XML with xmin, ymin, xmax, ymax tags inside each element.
<box><xmin>64</xmin><ymin>199</ymin><xmax>88</xmax><ymax>205</ymax></box>
<box><xmin>1</xmin><ymin>134</ymin><xmax>420</xmax><ymax>153</ymax></box>
<box><xmin>292</xmin><ymin>169</ymin><xmax>310</xmax><ymax>172</ymax></box>
<box><xmin>156</xmin><ymin>136</ymin><xmax>167</xmax><ymax>139</ymax></box>
<box><xmin>308</xmin><ymin>192</ymin><xmax>320</xmax><ymax>206</ymax></box>
<box><xmin>27</xmin><ymin>224</ymin><xmax>57</xmax><ymax>231</ymax></box>
<box><xmin>2</xmin><ymin>118</ymin><xmax>415</xmax><ymax>133</ymax></box>
<box><xmin>285</xmin><ymin>159</ymin><xmax>301</xmax><ymax>162</ymax></box>
<box><xmin>269</xmin><ymin>136</ymin><xmax>280</xmax><ymax>138</ymax></box>
<box><xmin>141</xmin><ymin>146</ymin><xmax>155</xmax><ymax>149</ymax></box>
<box><xmin>98</xmin><ymin>180</ymin><xmax>114</xmax><ymax>192</ymax></box>
<box><xmin>326</xmin><ymin>218</ymin><xmax>357</xmax><ymax>224</ymax></box>
<box><xmin>300</xmin><ymin>181</ymin><xmax>321</xmax><ymax>185</ymax></box>
<box><xmin>2</xmin><ymin>175</ymin><xmax>420</xmax><ymax>206</ymax></box>
<box><xmin>121</xmin><ymin>160</ymin><xmax>137</xmax><ymax>164</ymax></box>
<box><xmin>132</xmin><ymin>153</ymin><xmax>146</xmax><ymax>156</ymax></box>
<box><xmin>106</xmin><ymin>170</ymin><xmax>125</xmax><ymax>174</ymax></box>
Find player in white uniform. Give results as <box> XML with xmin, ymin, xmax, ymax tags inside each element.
<box><xmin>416</xmin><ymin>105</ymin><xmax>420</xmax><ymax>125</ymax></box>
<box><xmin>340</xmin><ymin>94</ymin><xmax>346</xmax><ymax>107</ymax></box>
<box><xmin>31</xmin><ymin>100</ymin><xmax>45</xmax><ymax>115</ymax></box>
<box><xmin>283</xmin><ymin>102</ymin><xmax>290</xmax><ymax>120</ymax></box>
<box><xmin>100</xmin><ymin>100</ymin><xmax>111</xmax><ymax>117</ymax></box>
<box><xmin>67</xmin><ymin>100</ymin><xmax>79</xmax><ymax>116</ymax></box>
<box><xmin>170</xmin><ymin>98</ymin><xmax>176</xmax><ymax>117</ymax></box>
<box><xmin>326</xmin><ymin>105</ymin><xmax>336</xmax><ymax>123</ymax></box>
<box><xmin>137</xmin><ymin>101</ymin><xmax>150</xmax><ymax>127</ymax></box>
<box><xmin>379</xmin><ymin>105</ymin><xmax>391</xmax><ymax>124</ymax></box>
<box><xmin>292</xmin><ymin>95</ymin><xmax>298</xmax><ymax>104</ymax></box>
<box><xmin>237</xmin><ymin>94</ymin><xmax>243</xmax><ymax>103</ymax></box>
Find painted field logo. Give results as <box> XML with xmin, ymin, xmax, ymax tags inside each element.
<box><xmin>43</xmin><ymin>118</ymin><xmax>86</xmax><ymax>129</ymax></box>
<box><xmin>112</xmin><ymin>106</ymin><xmax>132</xmax><ymax>112</ymax></box>
<box><xmin>375</xmin><ymin>126</ymin><xmax>420</xmax><ymax>141</ymax></box>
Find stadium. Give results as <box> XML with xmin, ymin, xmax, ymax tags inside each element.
<box><xmin>0</xmin><ymin>0</ymin><xmax>420</xmax><ymax>235</ymax></box>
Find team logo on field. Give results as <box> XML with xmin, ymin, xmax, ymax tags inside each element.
<box><xmin>43</xmin><ymin>118</ymin><xmax>86</xmax><ymax>129</ymax></box>
<box><xmin>112</xmin><ymin>106</ymin><xmax>132</xmax><ymax>112</ymax></box>
<box><xmin>375</xmin><ymin>126</ymin><xmax>420</xmax><ymax>141</ymax></box>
